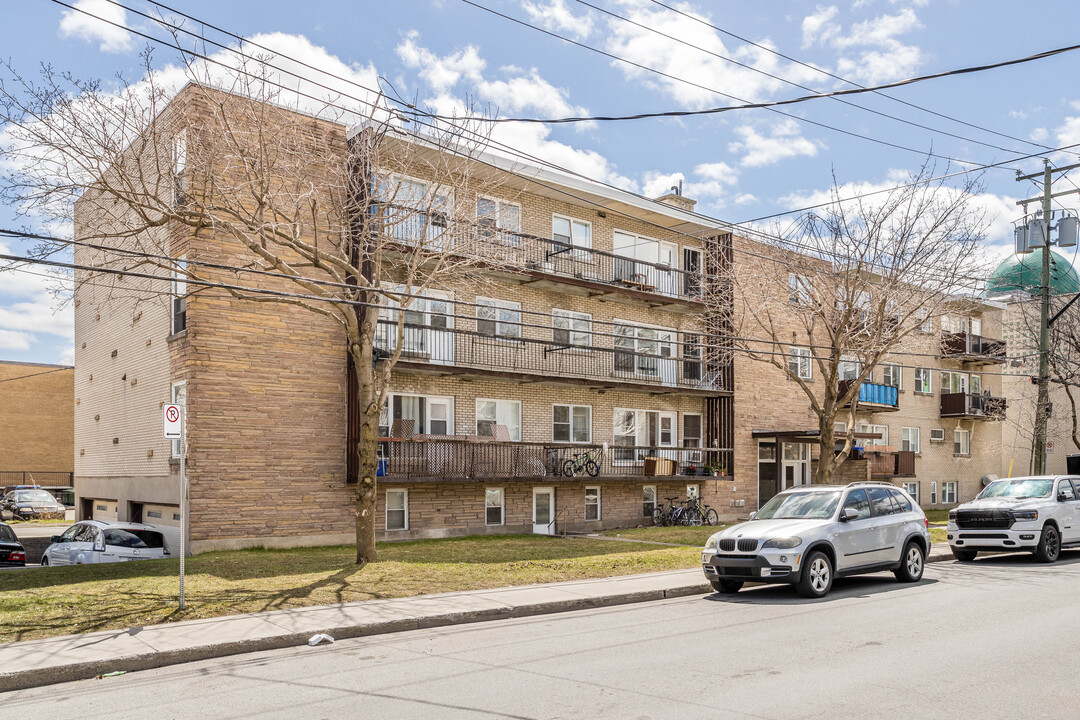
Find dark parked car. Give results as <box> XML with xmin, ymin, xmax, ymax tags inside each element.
<box><xmin>0</xmin><ymin>488</ymin><xmax>66</xmax><ymax>521</ymax></box>
<box><xmin>0</xmin><ymin>522</ymin><xmax>27</xmax><ymax>567</ymax></box>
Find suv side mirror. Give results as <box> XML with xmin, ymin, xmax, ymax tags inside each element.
<box><xmin>840</xmin><ymin>507</ymin><xmax>859</xmax><ymax>522</ymax></box>
<box><xmin>748</xmin><ymin>511</ymin><xmax>757</xmax><ymax>520</ymax></box>
<box><xmin>1058</xmin><ymin>492</ymin><xmax>1069</xmax><ymax>503</ymax></box>
<box><xmin>93</xmin><ymin>536</ymin><xmax>105</xmax><ymax>552</ymax></box>
<box><xmin>50</xmin><ymin>535</ymin><xmax>61</xmax><ymax>543</ymax></box>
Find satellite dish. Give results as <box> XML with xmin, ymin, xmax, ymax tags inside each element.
<box><xmin>981</xmin><ymin>474</ymin><xmax>998</xmax><ymax>487</ymax></box>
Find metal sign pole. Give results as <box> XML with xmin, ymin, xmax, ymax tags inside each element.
<box><xmin>179</xmin><ymin>414</ymin><xmax>186</xmax><ymax>611</ymax></box>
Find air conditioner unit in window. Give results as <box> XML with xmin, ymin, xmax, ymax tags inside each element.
<box><xmin>930</xmin><ymin>428</ymin><xmax>945</xmax><ymax>442</ymax></box>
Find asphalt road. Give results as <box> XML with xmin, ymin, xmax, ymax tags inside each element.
<box><xmin>6</xmin><ymin>553</ymin><xmax>1080</xmax><ymax>719</ymax></box>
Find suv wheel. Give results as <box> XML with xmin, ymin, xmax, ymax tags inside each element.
<box><xmin>40</xmin><ymin>555</ymin><xmax>49</xmax><ymax>567</ymax></box>
<box><xmin>796</xmin><ymin>550</ymin><xmax>833</xmax><ymax>598</ymax></box>
<box><xmin>951</xmin><ymin>548</ymin><xmax>977</xmax><ymax>562</ymax></box>
<box><xmin>1035</xmin><ymin>524</ymin><xmax>1061</xmax><ymax>563</ymax></box>
<box><xmin>894</xmin><ymin>541</ymin><xmax>925</xmax><ymax>583</ymax></box>
<box><xmin>710</xmin><ymin>579</ymin><xmax>743</xmax><ymax>594</ymax></box>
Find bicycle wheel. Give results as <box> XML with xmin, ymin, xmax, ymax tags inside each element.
<box><xmin>652</xmin><ymin>507</ymin><xmax>664</xmax><ymax>526</ymax></box>
<box><xmin>584</xmin><ymin>460</ymin><xmax>599</xmax><ymax>477</ymax></box>
<box><xmin>561</xmin><ymin>459</ymin><xmax>577</xmax><ymax>477</ymax></box>
<box><xmin>687</xmin><ymin>508</ymin><xmax>702</xmax><ymax>526</ymax></box>
<box><xmin>704</xmin><ymin>508</ymin><xmax>719</xmax><ymax>526</ymax></box>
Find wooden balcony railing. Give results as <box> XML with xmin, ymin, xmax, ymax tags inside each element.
<box><xmin>941</xmin><ymin>332</ymin><xmax>1006</xmax><ymax>363</ymax></box>
<box><xmin>867</xmin><ymin>450</ymin><xmax>916</xmax><ymax>478</ymax></box>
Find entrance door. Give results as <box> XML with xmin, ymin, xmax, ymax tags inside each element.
<box><xmin>781</xmin><ymin>443</ymin><xmax>810</xmax><ymax>489</ymax></box>
<box><xmin>757</xmin><ymin>442</ymin><xmax>778</xmax><ymax>509</ymax></box>
<box><xmin>657</xmin><ymin>241</ymin><xmax>678</xmax><ymax>297</ymax></box>
<box><xmin>533</xmin><ymin>487</ymin><xmax>555</xmax><ymax>535</ymax></box>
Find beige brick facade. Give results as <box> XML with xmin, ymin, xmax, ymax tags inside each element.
<box><xmin>0</xmin><ymin>361</ymin><xmax>74</xmax><ymax>482</ymax></box>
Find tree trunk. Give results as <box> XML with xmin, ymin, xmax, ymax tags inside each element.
<box><xmin>351</xmin><ymin>327</ymin><xmax>379</xmax><ymax>565</ymax></box>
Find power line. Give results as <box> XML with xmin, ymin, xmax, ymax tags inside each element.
<box><xmin>0</xmin><ymin>366</ymin><xmax>72</xmax><ymax>384</ymax></box>
<box><xmin>645</xmin><ymin>0</ymin><xmax>1056</xmax><ymax>153</ymax></box>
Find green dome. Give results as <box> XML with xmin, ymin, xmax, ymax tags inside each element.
<box><xmin>985</xmin><ymin>250</ymin><xmax>1080</xmax><ymax>296</ymax></box>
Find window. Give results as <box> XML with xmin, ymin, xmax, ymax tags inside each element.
<box><xmin>839</xmin><ymin>358</ymin><xmax>860</xmax><ymax>382</ymax></box>
<box><xmin>146</xmin><ymin>510</ymin><xmax>162</xmax><ymax>519</ymax></box>
<box><xmin>379</xmin><ymin>288</ymin><xmax>454</xmax><ymax>356</ymax></box>
<box><xmin>385</xmin><ymin>489</ymin><xmax>408</xmax><ymax>531</ymax></box>
<box><xmin>686</xmin><ymin>484</ymin><xmax>700</xmax><ymax>500</ymax></box>
<box><xmin>476</xmin><ymin>298</ymin><xmax>521</xmax><ymax>339</ymax></box>
<box><xmin>941</xmin><ymin>371</ymin><xmax>968</xmax><ymax>395</ymax></box>
<box><xmin>942</xmin><ymin>482</ymin><xmax>958</xmax><ymax>504</ymax></box>
<box><xmin>553</xmin><ymin>215</ymin><xmax>592</xmax><ymax>256</ymax></box>
<box><xmin>902</xmin><ymin>482</ymin><xmax>920</xmax><ymax>505</ymax></box>
<box><xmin>613</xmin><ymin>322</ymin><xmax>675</xmax><ymax>376</ymax></box>
<box><xmin>682</xmin><ymin>334</ymin><xmax>702</xmax><ymax>381</ymax></box>
<box><xmin>856</xmin><ymin>423</ymin><xmax>889</xmax><ymax>447</ymax></box>
<box><xmin>788</xmin><ymin>273</ymin><xmax>811</xmax><ymax>304</ymax></box>
<box><xmin>613</xmin><ymin>230</ymin><xmax>669</xmax><ymax>283</ymax></box>
<box><xmin>758</xmin><ymin>442</ymin><xmax>776</xmax><ymax>461</ymax></box>
<box><xmin>170</xmin><ymin>381</ymin><xmax>186</xmax><ymax>458</ymax></box>
<box><xmin>485</xmin><ymin>488</ymin><xmax>504</xmax><ymax>526</ymax></box>
<box><xmin>954</xmin><ymin>429</ymin><xmax>970</xmax><ymax>455</ymax></box>
<box><xmin>553</xmin><ymin>404</ymin><xmax>591</xmax><ymax>443</ymax></box>
<box><xmin>683</xmin><ymin>414</ymin><xmax>702</xmax><ymax>449</ymax></box>
<box><xmin>381</xmin><ymin>394</ymin><xmax>454</xmax><ymax>436</ymax></box>
<box><xmin>889</xmin><ymin>488</ymin><xmax>913</xmax><ymax>513</ymax></box>
<box><xmin>613</xmin><ymin>409</ymin><xmax>676</xmax><ymax>462</ymax></box>
<box><xmin>476</xmin><ymin>197</ymin><xmax>521</xmax><ymax>238</ymax></box>
<box><xmin>378</xmin><ymin>175</ymin><xmax>452</xmax><ymax>246</ymax></box>
<box><xmin>913</xmin><ymin>368</ymin><xmax>932</xmax><ymax>394</ymax></box>
<box><xmin>585</xmin><ymin>486</ymin><xmax>600</xmax><ymax>521</ymax></box>
<box><xmin>930</xmin><ymin>428</ymin><xmax>945</xmax><ymax>442</ymax></box>
<box><xmin>842</xmin><ymin>489</ymin><xmax>871</xmax><ymax>520</ymax></box>
<box><xmin>643</xmin><ymin>486</ymin><xmax>657</xmax><ymax>517</ymax></box>
<box><xmin>901</xmin><ymin>427</ymin><xmax>920</xmax><ymax>453</ymax></box>
<box><xmin>868</xmin><ymin>487</ymin><xmax>901</xmax><ymax>516</ymax></box>
<box><xmin>476</xmin><ymin>399</ymin><xmax>521</xmax><ymax>441</ymax></box>
<box><xmin>788</xmin><ymin>347</ymin><xmax>812</xmax><ymax>379</ymax></box>
<box><xmin>881</xmin><ymin>364</ymin><xmax>902</xmax><ymax>389</ymax></box>
<box><xmin>552</xmin><ymin>309</ymin><xmax>591</xmax><ymax>348</ymax></box>
<box><xmin>171</xmin><ymin>259</ymin><xmax>187</xmax><ymax>334</ymax></box>
<box><xmin>1060</xmin><ymin>480</ymin><xmax>1077</xmax><ymax>501</ymax></box>
<box><xmin>172</xmin><ymin>133</ymin><xmax>187</xmax><ymax>205</ymax></box>
<box><xmin>916</xmin><ymin>308</ymin><xmax>932</xmax><ymax>333</ymax></box>
<box><xmin>931</xmin><ymin>481</ymin><xmax>938</xmax><ymax>505</ymax></box>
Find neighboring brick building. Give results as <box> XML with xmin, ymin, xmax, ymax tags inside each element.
<box><xmin>73</xmin><ymin>86</ymin><xmax>736</xmax><ymax>552</ymax></box>
<box><xmin>0</xmin><ymin>360</ymin><xmax>74</xmax><ymax>498</ymax></box>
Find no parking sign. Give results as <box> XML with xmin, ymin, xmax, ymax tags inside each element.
<box><xmin>163</xmin><ymin>404</ymin><xmax>183</xmax><ymax>438</ymax></box>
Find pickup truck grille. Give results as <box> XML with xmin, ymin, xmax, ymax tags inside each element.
<box><xmin>955</xmin><ymin>509</ymin><xmax>1013</xmax><ymax>530</ymax></box>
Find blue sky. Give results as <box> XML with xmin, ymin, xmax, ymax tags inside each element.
<box><xmin>3</xmin><ymin>0</ymin><xmax>1080</xmax><ymax>365</ymax></box>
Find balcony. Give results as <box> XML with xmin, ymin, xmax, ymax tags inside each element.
<box><xmin>940</xmin><ymin>332</ymin><xmax>1006</xmax><ymax>365</ymax></box>
<box><xmin>866</xmin><ymin>449</ymin><xmax>916</xmax><ymax>478</ymax></box>
<box><xmin>378</xmin><ymin>205</ymin><xmax>707</xmax><ymax>312</ymax></box>
<box><xmin>940</xmin><ymin>392</ymin><xmax>1006</xmax><ymax>420</ymax></box>
<box><xmin>375</xmin><ymin>320</ymin><xmax>730</xmax><ymax>396</ymax></box>
<box><xmin>837</xmin><ymin>380</ymin><xmax>900</xmax><ymax>412</ymax></box>
<box><xmin>377</xmin><ymin>438</ymin><xmax>733</xmax><ymax>483</ymax></box>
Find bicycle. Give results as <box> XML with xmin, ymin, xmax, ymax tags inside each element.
<box><xmin>652</xmin><ymin>496</ymin><xmax>680</xmax><ymax>526</ymax></box>
<box><xmin>685</xmin><ymin>497</ymin><xmax>719</xmax><ymax>526</ymax></box>
<box><xmin>561</xmin><ymin>445</ymin><xmax>605</xmax><ymax>478</ymax></box>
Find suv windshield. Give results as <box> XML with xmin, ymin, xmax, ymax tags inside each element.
<box><xmin>977</xmin><ymin>479</ymin><xmax>1053</xmax><ymax>500</ymax></box>
<box><xmin>14</xmin><ymin>491</ymin><xmax>56</xmax><ymax>503</ymax></box>
<box><xmin>0</xmin><ymin>525</ymin><xmax>16</xmax><ymax>542</ymax></box>
<box><xmin>755</xmin><ymin>491</ymin><xmax>842</xmax><ymax>520</ymax></box>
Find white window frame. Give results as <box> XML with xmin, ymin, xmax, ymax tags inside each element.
<box><xmin>170</xmin><ymin>381</ymin><xmax>186</xmax><ymax>458</ymax></box>
<box><xmin>839</xmin><ymin>358</ymin><xmax>861</xmax><ymax>382</ymax></box>
<box><xmin>613</xmin><ymin>408</ymin><xmax>676</xmax><ymax>464</ymax></box>
<box><xmin>476</xmin><ymin>297</ymin><xmax>522</xmax><ymax>340</ymax></box>
<box><xmin>552</xmin><ymin>309</ymin><xmax>592</xmax><ymax>348</ymax></box>
<box><xmin>171</xmin><ymin>258</ymin><xmax>187</xmax><ymax>335</ymax></box>
<box><xmin>882</xmin><ymin>364</ymin><xmax>902</xmax><ymax>389</ymax></box>
<box><xmin>682</xmin><ymin>413</ymin><xmax>703</xmax><ymax>463</ymax></box>
<box><xmin>788</xmin><ymin>347</ymin><xmax>812</xmax><ymax>380</ymax></box>
<box><xmin>485</xmin><ymin>487</ymin><xmax>504</xmax><ymax>526</ymax></box>
<box><xmin>788</xmin><ymin>272</ymin><xmax>811</xmax><ymax>304</ymax></box>
<box><xmin>172</xmin><ymin>133</ymin><xmax>187</xmax><ymax>205</ymax></box>
<box><xmin>613</xmin><ymin>320</ymin><xmax>676</xmax><ymax>377</ymax></box>
<box><xmin>930</xmin><ymin>481</ymin><xmax>938</xmax><ymax>505</ymax></box>
<box><xmin>916</xmin><ymin>308</ymin><xmax>933</xmax><ymax>333</ymax></box>
<box><xmin>553</xmin><ymin>214</ymin><xmax>592</xmax><ymax>257</ymax></box>
<box><xmin>386</xmin><ymin>489</ymin><xmax>408</xmax><ymax>531</ymax></box>
<box><xmin>913</xmin><ymin>367</ymin><xmax>932</xmax><ymax>394</ymax></box>
<box><xmin>901</xmin><ymin>427</ymin><xmax>920</xmax><ymax>454</ymax></box>
<box><xmin>930</xmin><ymin>428</ymin><xmax>946</xmax><ymax>442</ymax></box>
<box><xmin>381</xmin><ymin>393</ymin><xmax>456</xmax><ymax>436</ymax></box>
<box><xmin>856</xmin><ymin>423</ymin><xmax>889</xmax><ymax>448</ymax></box>
<box><xmin>585</xmin><ymin>486</ymin><xmax>601</xmax><ymax>521</ymax></box>
<box><xmin>942</xmin><ymin>482</ymin><xmax>958</xmax><ymax>504</ymax></box>
<box><xmin>477</xmin><ymin>196</ymin><xmax>522</xmax><ymax>234</ymax></box>
<box><xmin>954</xmin><ymin>429</ymin><xmax>970</xmax><ymax>456</ymax></box>
<box><xmin>642</xmin><ymin>485</ymin><xmax>657</xmax><ymax>518</ymax></box>
<box><xmin>902</xmin><ymin>482</ymin><xmax>920</xmax><ymax>504</ymax></box>
<box><xmin>476</xmin><ymin>398</ymin><xmax>521</xmax><ymax>441</ymax></box>
<box><xmin>553</xmin><ymin>404</ymin><xmax>591</xmax><ymax>444</ymax></box>
<box><xmin>377</xmin><ymin>172</ymin><xmax>454</xmax><ymax>247</ymax></box>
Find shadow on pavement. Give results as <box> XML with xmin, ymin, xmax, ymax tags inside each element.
<box><xmin>703</xmin><ymin>573</ymin><xmax>941</xmax><ymax>605</ymax></box>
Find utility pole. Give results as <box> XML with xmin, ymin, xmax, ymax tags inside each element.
<box><xmin>1015</xmin><ymin>161</ymin><xmax>1080</xmax><ymax>475</ymax></box>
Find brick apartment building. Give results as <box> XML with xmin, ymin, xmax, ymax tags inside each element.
<box><xmin>0</xmin><ymin>360</ymin><xmax>75</xmax><ymax>501</ymax></box>
<box><xmin>72</xmin><ymin>85</ymin><xmax>736</xmax><ymax>551</ymax></box>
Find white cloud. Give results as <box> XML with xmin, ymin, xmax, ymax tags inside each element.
<box><xmin>728</xmin><ymin>119</ymin><xmax>821</xmax><ymax>167</ymax></box>
<box><xmin>802</xmin><ymin>6</ymin><xmax>840</xmax><ymax>48</ymax></box>
<box><xmin>1030</xmin><ymin>127</ymin><xmax>1049</xmax><ymax>143</ymax></box>
<box><xmin>1054</xmin><ymin>102</ymin><xmax>1080</xmax><ymax>155</ymax></box>
<box><xmin>602</xmin><ymin>1</ymin><xmax>826</xmax><ymax>109</ymax></box>
<box><xmin>801</xmin><ymin>6</ymin><xmax>924</xmax><ymax>85</ymax></box>
<box><xmin>521</xmin><ymin>0</ymin><xmax>595</xmax><ymax>40</ymax></box>
<box><xmin>0</xmin><ymin>242</ymin><xmax>74</xmax><ymax>357</ymax></box>
<box><xmin>0</xmin><ymin>329</ymin><xmax>32</xmax><ymax>352</ymax></box>
<box><xmin>58</xmin><ymin>0</ymin><xmax>134</xmax><ymax>54</ymax></box>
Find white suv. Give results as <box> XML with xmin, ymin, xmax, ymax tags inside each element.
<box><xmin>702</xmin><ymin>482</ymin><xmax>930</xmax><ymax>598</ymax></box>
<box><xmin>947</xmin><ymin>475</ymin><xmax>1080</xmax><ymax>563</ymax></box>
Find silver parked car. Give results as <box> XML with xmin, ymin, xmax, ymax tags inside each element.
<box><xmin>702</xmin><ymin>482</ymin><xmax>930</xmax><ymax>598</ymax></box>
<box><xmin>40</xmin><ymin>520</ymin><xmax>170</xmax><ymax>567</ymax></box>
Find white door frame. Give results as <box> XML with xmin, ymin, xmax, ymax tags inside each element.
<box><xmin>533</xmin><ymin>486</ymin><xmax>555</xmax><ymax>535</ymax></box>
<box><xmin>781</xmin><ymin>443</ymin><xmax>810</xmax><ymax>489</ymax></box>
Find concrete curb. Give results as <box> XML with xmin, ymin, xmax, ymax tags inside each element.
<box><xmin>0</xmin><ymin>580</ymin><xmax>712</xmax><ymax>693</ymax></box>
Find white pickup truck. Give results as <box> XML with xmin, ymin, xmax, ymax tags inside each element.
<box><xmin>947</xmin><ymin>475</ymin><xmax>1080</xmax><ymax>562</ymax></box>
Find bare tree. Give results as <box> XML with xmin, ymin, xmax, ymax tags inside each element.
<box><xmin>0</xmin><ymin>51</ymin><xmax>516</xmax><ymax>564</ymax></box>
<box><xmin>727</xmin><ymin>166</ymin><xmax>992</xmax><ymax>484</ymax></box>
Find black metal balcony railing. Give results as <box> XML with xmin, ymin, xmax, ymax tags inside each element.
<box><xmin>0</xmin><ymin>471</ymin><xmax>74</xmax><ymax>488</ymax></box>
<box><xmin>375</xmin><ymin>319</ymin><xmax>728</xmax><ymax>392</ymax></box>
<box><xmin>377</xmin><ymin>438</ymin><xmax>733</xmax><ymax>481</ymax></box>
<box><xmin>940</xmin><ymin>392</ymin><xmax>1006</xmax><ymax>419</ymax></box>
<box><xmin>867</xmin><ymin>450</ymin><xmax>916</xmax><ymax>478</ymax></box>
<box><xmin>941</xmin><ymin>332</ymin><xmax>1006</xmax><ymax>362</ymax></box>
<box><xmin>376</xmin><ymin>204</ymin><xmax>706</xmax><ymax>304</ymax></box>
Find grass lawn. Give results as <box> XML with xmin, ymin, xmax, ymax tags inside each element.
<box><xmin>604</xmin><ymin>525</ymin><xmax>726</xmax><ymax>546</ymax></box>
<box><xmin>924</xmin><ymin>509</ymin><xmax>951</xmax><ymax>525</ymax></box>
<box><xmin>929</xmin><ymin>528</ymin><xmax>947</xmax><ymax>545</ymax></box>
<box><xmin>0</xmin><ymin>535</ymin><xmax>699</xmax><ymax>644</ymax></box>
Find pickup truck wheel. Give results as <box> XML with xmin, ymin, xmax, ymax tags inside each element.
<box><xmin>951</xmin><ymin>548</ymin><xmax>977</xmax><ymax>562</ymax></box>
<box><xmin>710</xmin><ymin>579</ymin><xmax>743</xmax><ymax>594</ymax></box>
<box><xmin>894</xmin><ymin>541</ymin><xmax>924</xmax><ymax>582</ymax></box>
<box><xmin>1035</xmin><ymin>525</ymin><xmax>1061</xmax><ymax>563</ymax></box>
<box><xmin>796</xmin><ymin>551</ymin><xmax>833</xmax><ymax>598</ymax></box>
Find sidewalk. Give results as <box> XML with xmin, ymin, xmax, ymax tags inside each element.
<box><xmin>0</xmin><ymin>545</ymin><xmax>955</xmax><ymax>693</ymax></box>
